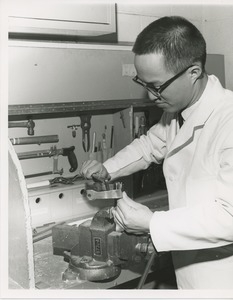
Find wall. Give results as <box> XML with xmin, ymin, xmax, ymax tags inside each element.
<box><xmin>117</xmin><ymin>3</ymin><xmax>203</xmax><ymax>42</ymax></box>
<box><xmin>8</xmin><ymin>46</ymin><xmax>145</xmax><ymax>180</ymax></box>
<box><xmin>8</xmin><ymin>46</ymin><xmax>144</xmax><ymax>104</ymax></box>
<box><xmin>202</xmin><ymin>5</ymin><xmax>233</xmax><ymax>90</ymax></box>
<box><xmin>117</xmin><ymin>2</ymin><xmax>233</xmax><ymax>90</ymax></box>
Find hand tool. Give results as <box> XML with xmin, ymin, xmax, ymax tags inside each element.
<box><xmin>26</xmin><ymin>173</ymin><xmax>83</xmax><ymax>189</ymax></box>
<box><xmin>67</xmin><ymin>124</ymin><xmax>81</xmax><ymax>138</ymax></box>
<box><xmin>134</xmin><ymin>116</ymin><xmax>139</xmax><ymax>138</ymax></box>
<box><xmin>80</xmin><ymin>115</ymin><xmax>92</xmax><ymax>152</ymax></box>
<box><xmin>49</xmin><ymin>174</ymin><xmax>83</xmax><ymax>185</ymax></box>
<box><xmin>25</xmin><ymin>171</ymin><xmax>53</xmax><ymax>179</ymax></box>
<box><xmin>120</xmin><ymin>111</ymin><xmax>126</xmax><ymax>128</ymax></box>
<box><xmin>91</xmin><ymin>131</ymin><xmax>96</xmax><ymax>153</ymax></box>
<box><xmin>102</xmin><ymin>132</ymin><xmax>106</xmax><ymax>149</ymax></box>
<box><xmin>10</xmin><ymin>135</ymin><xmax>59</xmax><ymax>145</ymax></box>
<box><xmin>53</xmin><ymin>152</ymin><xmax>63</xmax><ymax>175</ymax></box>
<box><xmin>102</xmin><ymin>125</ymin><xmax>107</xmax><ymax>149</ymax></box>
<box><xmin>138</xmin><ymin>115</ymin><xmax>146</xmax><ymax>136</ymax></box>
<box><xmin>110</xmin><ymin>125</ymin><xmax>114</xmax><ymax>149</ymax></box>
<box><xmin>8</xmin><ymin>119</ymin><xmax>35</xmax><ymax>135</ymax></box>
<box><xmin>18</xmin><ymin>145</ymin><xmax>78</xmax><ymax>173</ymax></box>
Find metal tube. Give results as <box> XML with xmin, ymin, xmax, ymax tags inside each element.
<box><xmin>25</xmin><ymin>171</ymin><xmax>53</xmax><ymax>179</ymax></box>
<box><xmin>10</xmin><ymin>135</ymin><xmax>59</xmax><ymax>145</ymax></box>
<box><xmin>18</xmin><ymin>150</ymin><xmax>52</xmax><ymax>160</ymax></box>
<box><xmin>8</xmin><ymin>121</ymin><xmax>29</xmax><ymax>128</ymax></box>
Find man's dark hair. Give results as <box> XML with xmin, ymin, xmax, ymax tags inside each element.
<box><xmin>132</xmin><ymin>16</ymin><xmax>206</xmax><ymax>74</ymax></box>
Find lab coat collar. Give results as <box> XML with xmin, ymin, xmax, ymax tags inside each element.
<box><xmin>167</xmin><ymin>75</ymin><xmax>225</xmax><ymax>158</ymax></box>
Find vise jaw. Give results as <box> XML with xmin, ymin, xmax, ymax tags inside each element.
<box><xmin>52</xmin><ymin>207</ymin><xmax>155</xmax><ymax>282</ymax></box>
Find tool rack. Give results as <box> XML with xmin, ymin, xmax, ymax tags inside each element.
<box><xmin>8</xmin><ymin>99</ymin><xmax>157</xmax><ymax>120</ymax></box>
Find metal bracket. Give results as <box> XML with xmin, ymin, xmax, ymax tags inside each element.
<box><xmin>82</xmin><ymin>182</ymin><xmax>123</xmax><ymax>201</ymax></box>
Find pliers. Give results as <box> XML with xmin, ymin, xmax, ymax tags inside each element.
<box><xmin>80</xmin><ymin>115</ymin><xmax>92</xmax><ymax>152</ymax></box>
<box><xmin>49</xmin><ymin>174</ymin><xmax>83</xmax><ymax>186</ymax></box>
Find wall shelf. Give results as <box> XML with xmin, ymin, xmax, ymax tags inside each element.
<box><xmin>8</xmin><ymin>99</ymin><xmax>157</xmax><ymax>121</ymax></box>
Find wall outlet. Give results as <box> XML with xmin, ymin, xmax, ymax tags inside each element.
<box><xmin>122</xmin><ymin>64</ymin><xmax>137</xmax><ymax>77</ymax></box>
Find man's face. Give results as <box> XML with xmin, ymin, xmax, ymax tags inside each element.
<box><xmin>134</xmin><ymin>53</ymin><xmax>194</xmax><ymax>113</ymax></box>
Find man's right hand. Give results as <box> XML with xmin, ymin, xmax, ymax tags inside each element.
<box><xmin>80</xmin><ymin>160</ymin><xmax>111</xmax><ymax>181</ymax></box>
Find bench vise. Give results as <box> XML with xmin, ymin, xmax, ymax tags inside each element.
<box><xmin>52</xmin><ymin>182</ymin><xmax>156</xmax><ymax>282</ymax></box>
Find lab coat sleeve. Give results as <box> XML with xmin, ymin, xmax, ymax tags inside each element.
<box><xmin>150</xmin><ymin>130</ymin><xmax>233</xmax><ymax>252</ymax></box>
<box><xmin>103</xmin><ymin>113</ymin><xmax>169</xmax><ymax>179</ymax></box>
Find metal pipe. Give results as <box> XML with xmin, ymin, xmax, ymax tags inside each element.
<box><xmin>18</xmin><ymin>149</ymin><xmax>53</xmax><ymax>160</ymax></box>
<box><xmin>25</xmin><ymin>171</ymin><xmax>53</xmax><ymax>179</ymax></box>
<box><xmin>10</xmin><ymin>135</ymin><xmax>59</xmax><ymax>145</ymax></box>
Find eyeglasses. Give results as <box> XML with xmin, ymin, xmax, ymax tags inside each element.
<box><xmin>132</xmin><ymin>64</ymin><xmax>194</xmax><ymax>98</ymax></box>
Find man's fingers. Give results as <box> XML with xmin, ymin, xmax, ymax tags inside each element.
<box><xmin>80</xmin><ymin>160</ymin><xmax>101</xmax><ymax>178</ymax></box>
<box><xmin>115</xmin><ymin>223</ymin><xmax>124</xmax><ymax>232</ymax></box>
<box><xmin>121</xmin><ymin>191</ymin><xmax>146</xmax><ymax>209</ymax></box>
<box><xmin>114</xmin><ymin>204</ymin><xmax>125</xmax><ymax>221</ymax></box>
<box><xmin>112</xmin><ymin>209</ymin><xmax>125</xmax><ymax>231</ymax></box>
<box><xmin>117</xmin><ymin>192</ymin><xmax>138</xmax><ymax>212</ymax></box>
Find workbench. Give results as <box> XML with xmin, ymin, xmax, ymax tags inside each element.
<box><xmin>33</xmin><ymin>190</ymin><xmax>173</xmax><ymax>290</ymax></box>
<box><xmin>34</xmin><ymin>238</ymin><xmax>176</xmax><ymax>290</ymax></box>
<box><xmin>34</xmin><ymin>236</ymin><xmax>149</xmax><ymax>289</ymax></box>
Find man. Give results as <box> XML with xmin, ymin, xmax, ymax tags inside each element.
<box><xmin>81</xmin><ymin>16</ymin><xmax>233</xmax><ymax>289</ymax></box>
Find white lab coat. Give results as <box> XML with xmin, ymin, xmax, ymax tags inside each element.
<box><xmin>104</xmin><ymin>75</ymin><xmax>233</xmax><ymax>289</ymax></box>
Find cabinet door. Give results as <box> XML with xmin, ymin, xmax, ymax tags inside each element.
<box><xmin>8</xmin><ymin>1</ymin><xmax>116</xmax><ymax>36</ymax></box>
<box><xmin>113</xmin><ymin>106</ymin><xmax>134</xmax><ymax>197</ymax></box>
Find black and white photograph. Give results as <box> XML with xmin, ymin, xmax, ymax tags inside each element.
<box><xmin>1</xmin><ymin>0</ymin><xmax>233</xmax><ymax>299</ymax></box>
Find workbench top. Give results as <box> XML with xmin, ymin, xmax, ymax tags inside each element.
<box><xmin>34</xmin><ymin>236</ymin><xmax>151</xmax><ymax>289</ymax></box>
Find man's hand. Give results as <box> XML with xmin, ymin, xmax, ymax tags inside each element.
<box><xmin>80</xmin><ymin>160</ymin><xmax>111</xmax><ymax>181</ymax></box>
<box><xmin>111</xmin><ymin>192</ymin><xmax>153</xmax><ymax>234</ymax></box>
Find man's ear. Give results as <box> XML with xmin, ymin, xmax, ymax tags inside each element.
<box><xmin>189</xmin><ymin>64</ymin><xmax>203</xmax><ymax>82</ymax></box>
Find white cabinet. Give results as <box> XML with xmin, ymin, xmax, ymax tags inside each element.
<box><xmin>28</xmin><ymin>182</ymin><xmax>115</xmax><ymax>228</ymax></box>
<box><xmin>8</xmin><ymin>1</ymin><xmax>116</xmax><ymax>36</ymax></box>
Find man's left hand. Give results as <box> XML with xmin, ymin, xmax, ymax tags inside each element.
<box><xmin>111</xmin><ymin>191</ymin><xmax>154</xmax><ymax>234</ymax></box>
